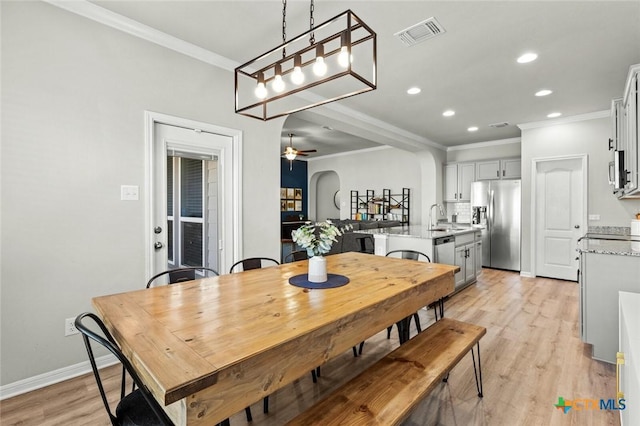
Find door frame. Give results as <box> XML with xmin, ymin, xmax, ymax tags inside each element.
<box><xmin>144</xmin><ymin>111</ymin><xmax>243</xmax><ymax>279</ymax></box>
<box><xmin>530</xmin><ymin>154</ymin><xmax>588</xmax><ymax>278</ymax></box>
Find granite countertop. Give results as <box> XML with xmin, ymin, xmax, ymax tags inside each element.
<box><xmin>355</xmin><ymin>225</ymin><xmax>482</xmax><ymax>239</ymax></box>
<box><xmin>578</xmin><ymin>234</ymin><xmax>640</xmax><ymax>257</ymax></box>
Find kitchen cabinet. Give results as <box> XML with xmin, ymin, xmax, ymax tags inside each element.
<box><xmin>454</xmin><ymin>232</ymin><xmax>476</xmax><ymax>290</ymax></box>
<box><xmin>474</xmin><ymin>232</ymin><xmax>482</xmax><ymax>276</ymax></box>
<box><xmin>579</xmin><ymin>250</ymin><xmax>640</xmax><ymax>363</ymax></box>
<box><xmin>476</xmin><ymin>158</ymin><xmax>521</xmax><ymax>180</ymax></box>
<box><xmin>613</xmin><ymin>64</ymin><xmax>640</xmax><ymax>198</ymax></box>
<box><xmin>444</xmin><ymin>163</ymin><xmax>475</xmax><ymax>202</ymax></box>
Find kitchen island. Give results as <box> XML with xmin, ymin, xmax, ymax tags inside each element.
<box><xmin>355</xmin><ymin>225</ymin><xmax>483</xmax><ymax>292</ymax></box>
<box><xmin>577</xmin><ymin>232</ymin><xmax>640</xmax><ymax>364</ymax></box>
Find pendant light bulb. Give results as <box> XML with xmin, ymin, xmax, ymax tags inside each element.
<box><xmin>272</xmin><ymin>64</ymin><xmax>285</xmax><ymax>93</ymax></box>
<box><xmin>338</xmin><ymin>46</ymin><xmax>350</xmax><ymax>68</ymax></box>
<box><xmin>291</xmin><ymin>55</ymin><xmax>305</xmax><ymax>85</ymax></box>
<box><xmin>312</xmin><ymin>45</ymin><xmax>327</xmax><ymax>77</ymax></box>
<box><xmin>254</xmin><ymin>72</ymin><xmax>268</xmax><ymax>99</ymax></box>
<box><xmin>338</xmin><ymin>32</ymin><xmax>351</xmax><ymax>68</ymax></box>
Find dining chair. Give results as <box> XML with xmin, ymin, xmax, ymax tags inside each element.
<box><xmin>229</xmin><ymin>257</ymin><xmax>280</xmax><ymax>416</ymax></box>
<box><xmin>145</xmin><ymin>267</ymin><xmax>251</xmax><ymax>424</ymax></box>
<box><xmin>284</xmin><ymin>250</ymin><xmax>308</xmax><ymax>263</ymax></box>
<box><xmin>354</xmin><ymin>234</ymin><xmax>375</xmax><ymax>254</ymax></box>
<box><xmin>146</xmin><ymin>266</ymin><xmax>218</xmax><ymax>288</ymax></box>
<box><xmin>229</xmin><ymin>257</ymin><xmax>280</xmax><ymax>273</ymax></box>
<box><xmin>384</xmin><ymin>250</ymin><xmax>438</xmax><ymax>339</ymax></box>
<box><xmin>75</xmin><ymin>312</ymin><xmax>175</xmax><ymax>426</ymax></box>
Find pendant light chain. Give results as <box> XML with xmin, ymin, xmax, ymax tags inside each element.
<box><xmin>309</xmin><ymin>0</ymin><xmax>315</xmax><ymax>45</ymax></box>
<box><xmin>281</xmin><ymin>0</ymin><xmax>287</xmax><ymax>58</ymax></box>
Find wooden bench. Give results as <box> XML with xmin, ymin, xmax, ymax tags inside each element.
<box><xmin>286</xmin><ymin>318</ymin><xmax>486</xmax><ymax>426</ymax></box>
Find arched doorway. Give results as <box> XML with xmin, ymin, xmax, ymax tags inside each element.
<box><xmin>308</xmin><ymin>170</ymin><xmax>340</xmax><ymax>222</ymax></box>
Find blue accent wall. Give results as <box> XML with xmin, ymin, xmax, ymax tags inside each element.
<box><xmin>280</xmin><ymin>158</ymin><xmax>308</xmax><ymax>222</ymax></box>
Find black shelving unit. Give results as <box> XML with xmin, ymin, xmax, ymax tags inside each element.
<box><xmin>350</xmin><ymin>188</ymin><xmax>410</xmax><ymax>224</ymax></box>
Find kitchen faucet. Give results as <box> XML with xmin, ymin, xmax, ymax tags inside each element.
<box><xmin>429</xmin><ymin>203</ymin><xmax>446</xmax><ymax>230</ymax></box>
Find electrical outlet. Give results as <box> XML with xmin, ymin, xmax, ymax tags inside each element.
<box><xmin>65</xmin><ymin>317</ymin><xmax>79</xmax><ymax>336</ymax></box>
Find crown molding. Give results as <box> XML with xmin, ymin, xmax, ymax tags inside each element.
<box><xmin>446</xmin><ymin>137</ymin><xmax>521</xmax><ymax>152</ymax></box>
<box><xmin>517</xmin><ymin>110</ymin><xmax>609</xmax><ymax>130</ymax></box>
<box><xmin>44</xmin><ymin>0</ymin><xmax>239</xmax><ymax>71</ymax></box>
<box><xmin>45</xmin><ymin>0</ymin><xmax>445</xmax><ymax>153</ymax></box>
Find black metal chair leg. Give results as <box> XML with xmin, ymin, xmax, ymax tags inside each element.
<box><xmin>316</xmin><ymin>366</ymin><xmax>321</xmax><ymax>377</ymax></box>
<box><xmin>311</xmin><ymin>368</ymin><xmax>317</xmax><ymax>383</ymax></box>
<box><xmin>358</xmin><ymin>341</ymin><xmax>365</xmax><ymax>355</ymax></box>
<box><xmin>440</xmin><ymin>298</ymin><xmax>445</xmax><ymax>318</ymax></box>
<box><xmin>245</xmin><ymin>406</ymin><xmax>253</xmax><ymax>422</ymax></box>
<box><xmin>434</xmin><ymin>303</ymin><xmax>439</xmax><ymax>321</ymax></box>
<box><xmin>471</xmin><ymin>341</ymin><xmax>484</xmax><ymax>397</ymax></box>
<box><xmin>386</xmin><ymin>325</ymin><xmax>393</xmax><ymax>339</ymax></box>
<box><xmin>220</xmin><ymin>419</ymin><xmax>231</xmax><ymax>426</ymax></box>
<box><xmin>413</xmin><ymin>312</ymin><xmax>422</xmax><ymax>333</ymax></box>
<box><xmin>263</xmin><ymin>396</ymin><xmax>269</xmax><ymax>413</ymax></box>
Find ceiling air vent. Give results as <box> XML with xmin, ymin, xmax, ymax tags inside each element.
<box><xmin>394</xmin><ymin>17</ymin><xmax>446</xmax><ymax>47</ymax></box>
<box><xmin>489</xmin><ymin>122</ymin><xmax>510</xmax><ymax>128</ymax></box>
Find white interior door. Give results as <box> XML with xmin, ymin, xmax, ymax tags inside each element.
<box><xmin>147</xmin><ymin>113</ymin><xmax>241</xmax><ymax>280</ymax></box>
<box><xmin>535</xmin><ymin>157</ymin><xmax>586</xmax><ymax>280</ymax></box>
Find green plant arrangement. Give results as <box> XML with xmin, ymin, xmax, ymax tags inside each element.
<box><xmin>291</xmin><ymin>220</ymin><xmax>352</xmax><ymax>257</ymax></box>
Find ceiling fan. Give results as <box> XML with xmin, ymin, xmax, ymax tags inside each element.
<box><xmin>282</xmin><ymin>133</ymin><xmax>316</xmax><ymax>161</ymax></box>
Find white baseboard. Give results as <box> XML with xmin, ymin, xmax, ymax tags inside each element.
<box><xmin>520</xmin><ymin>271</ymin><xmax>535</xmax><ymax>278</ymax></box>
<box><xmin>0</xmin><ymin>354</ymin><xmax>117</xmax><ymax>400</ymax></box>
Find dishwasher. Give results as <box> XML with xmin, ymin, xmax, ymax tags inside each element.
<box><xmin>434</xmin><ymin>236</ymin><xmax>455</xmax><ymax>265</ymax></box>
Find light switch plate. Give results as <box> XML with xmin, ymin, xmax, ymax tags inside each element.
<box><xmin>121</xmin><ymin>185</ymin><xmax>139</xmax><ymax>201</ymax></box>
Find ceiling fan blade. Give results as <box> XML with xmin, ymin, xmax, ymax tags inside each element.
<box><xmin>296</xmin><ymin>152</ymin><xmax>309</xmax><ymax>156</ymax></box>
<box><xmin>298</xmin><ymin>149</ymin><xmax>317</xmax><ymax>153</ymax></box>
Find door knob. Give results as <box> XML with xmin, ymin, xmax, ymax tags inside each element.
<box><xmin>154</xmin><ymin>226</ymin><xmax>162</xmax><ymax>234</ymax></box>
<box><xmin>154</xmin><ymin>242</ymin><xmax>164</xmax><ymax>250</ymax></box>
<box><xmin>574</xmin><ymin>225</ymin><xmax>580</xmax><ymax>229</ymax></box>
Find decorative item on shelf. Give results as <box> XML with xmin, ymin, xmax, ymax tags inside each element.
<box><xmin>234</xmin><ymin>0</ymin><xmax>376</xmax><ymax>121</ymax></box>
<box><xmin>291</xmin><ymin>220</ymin><xmax>352</xmax><ymax>282</ymax></box>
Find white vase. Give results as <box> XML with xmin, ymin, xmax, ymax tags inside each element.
<box><xmin>308</xmin><ymin>256</ymin><xmax>328</xmax><ymax>283</ymax></box>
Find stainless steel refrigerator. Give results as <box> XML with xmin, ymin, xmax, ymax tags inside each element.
<box><xmin>470</xmin><ymin>180</ymin><xmax>521</xmax><ymax>271</ymax></box>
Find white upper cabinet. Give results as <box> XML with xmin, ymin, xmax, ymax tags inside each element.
<box><xmin>475</xmin><ymin>160</ymin><xmax>500</xmax><ymax>180</ymax></box>
<box><xmin>444</xmin><ymin>163</ymin><xmax>475</xmax><ymax>202</ymax></box>
<box><xmin>476</xmin><ymin>158</ymin><xmax>521</xmax><ymax>180</ymax></box>
<box><xmin>615</xmin><ymin>64</ymin><xmax>640</xmax><ymax>199</ymax></box>
<box><xmin>501</xmin><ymin>158</ymin><xmax>521</xmax><ymax>179</ymax></box>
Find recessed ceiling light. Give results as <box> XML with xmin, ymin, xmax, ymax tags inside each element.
<box><xmin>547</xmin><ymin>112</ymin><xmax>562</xmax><ymax>118</ymax></box>
<box><xmin>442</xmin><ymin>110</ymin><xmax>455</xmax><ymax>117</ymax></box>
<box><xmin>517</xmin><ymin>52</ymin><xmax>538</xmax><ymax>63</ymax></box>
<box><xmin>467</xmin><ymin>126</ymin><xmax>478</xmax><ymax>132</ymax></box>
<box><xmin>535</xmin><ymin>89</ymin><xmax>553</xmax><ymax>97</ymax></box>
<box><xmin>407</xmin><ymin>87</ymin><xmax>421</xmax><ymax>95</ymax></box>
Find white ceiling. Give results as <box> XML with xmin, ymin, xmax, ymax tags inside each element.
<box><xmin>90</xmin><ymin>1</ymin><xmax>640</xmax><ymax>157</ymax></box>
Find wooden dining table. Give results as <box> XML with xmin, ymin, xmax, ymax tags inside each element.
<box><xmin>92</xmin><ymin>252</ymin><xmax>457</xmax><ymax>425</ymax></box>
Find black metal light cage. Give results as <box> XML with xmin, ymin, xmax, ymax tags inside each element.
<box><xmin>235</xmin><ymin>10</ymin><xmax>377</xmax><ymax>121</ymax></box>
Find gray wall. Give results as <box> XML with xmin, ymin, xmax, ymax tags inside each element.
<box><xmin>446</xmin><ymin>139</ymin><xmax>521</xmax><ymax>163</ymax></box>
<box><xmin>315</xmin><ymin>171</ymin><xmax>340</xmax><ymax>221</ymax></box>
<box><xmin>307</xmin><ymin>147</ymin><xmax>443</xmax><ymax>225</ymax></box>
<box><xmin>521</xmin><ymin>117</ymin><xmax>640</xmax><ymax>274</ymax></box>
<box><xmin>1</xmin><ymin>2</ymin><xmax>282</xmax><ymax>385</ymax></box>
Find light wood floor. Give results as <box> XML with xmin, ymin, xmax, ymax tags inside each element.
<box><xmin>0</xmin><ymin>269</ymin><xmax>620</xmax><ymax>426</ymax></box>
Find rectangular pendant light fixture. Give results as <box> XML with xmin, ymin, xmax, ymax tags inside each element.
<box><xmin>235</xmin><ymin>9</ymin><xmax>377</xmax><ymax>121</ymax></box>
